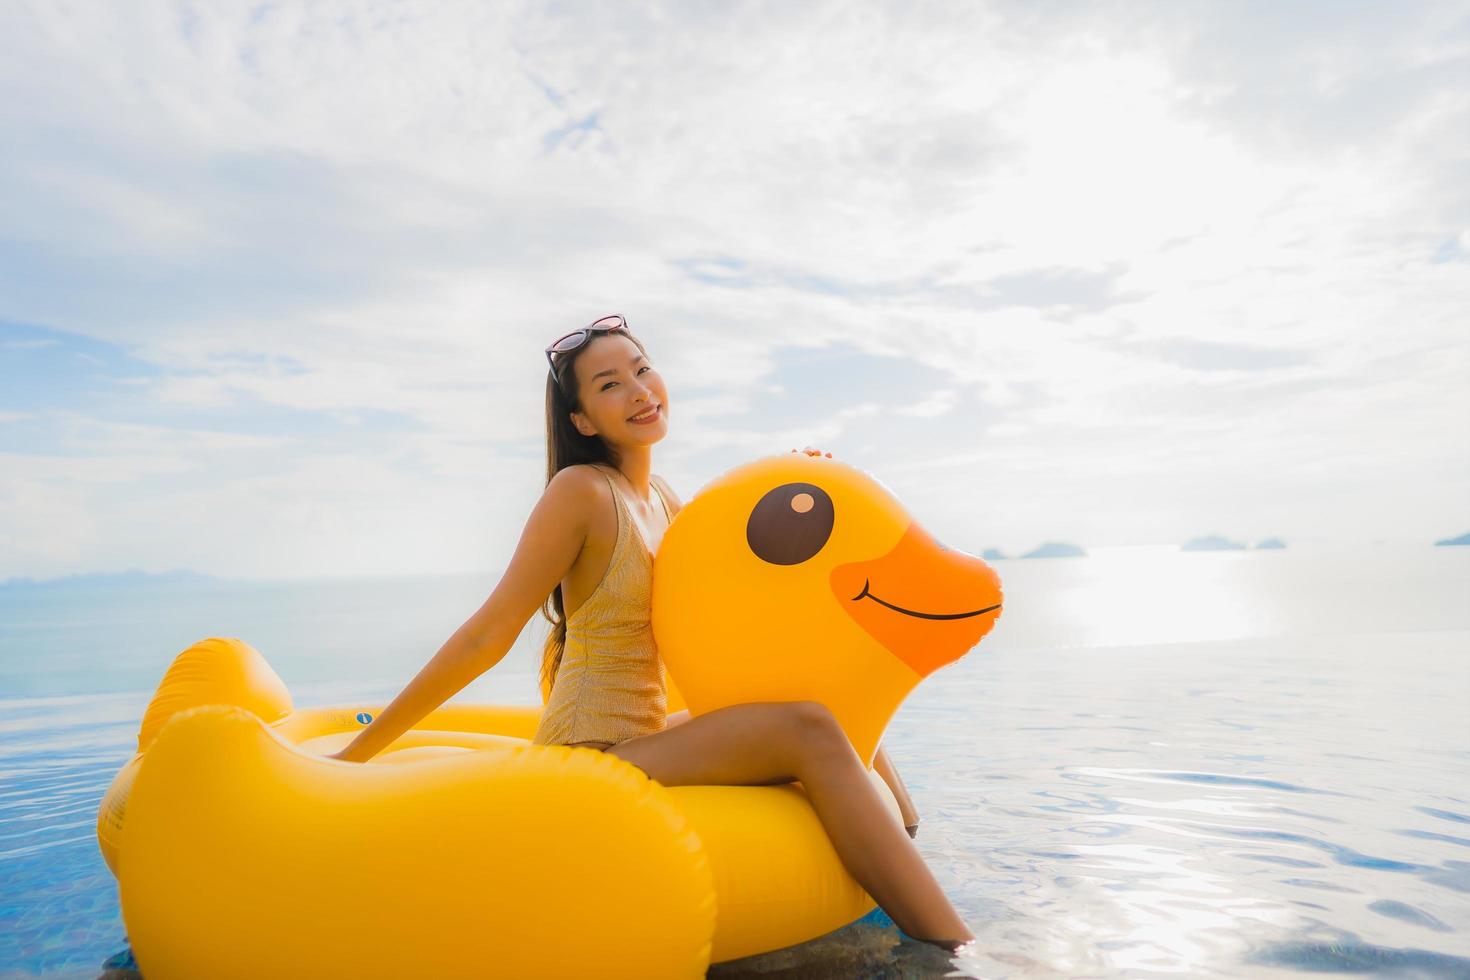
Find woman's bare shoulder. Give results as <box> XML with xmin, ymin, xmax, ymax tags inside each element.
<box><xmin>550</xmin><ymin>463</ymin><xmax>613</xmax><ymax>506</ymax></box>
<box><xmin>554</xmin><ymin>462</ymin><xmax>610</xmax><ymax>484</ymax></box>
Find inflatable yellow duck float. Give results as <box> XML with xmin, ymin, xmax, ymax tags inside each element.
<box><xmin>96</xmin><ymin>454</ymin><xmax>1003</xmax><ymax>978</ymax></box>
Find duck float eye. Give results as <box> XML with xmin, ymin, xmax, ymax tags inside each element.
<box><xmin>746</xmin><ymin>482</ymin><xmax>835</xmax><ymax>565</ymax></box>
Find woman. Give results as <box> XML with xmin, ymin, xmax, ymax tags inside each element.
<box><xmin>328</xmin><ymin>315</ymin><xmax>975</xmax><ymax>951</ymax></box>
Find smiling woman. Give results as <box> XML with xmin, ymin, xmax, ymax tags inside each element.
<box><xmin>314</xmin><ymin>313</ymin><xmax>990</xmax><ymax>959</ymax></box>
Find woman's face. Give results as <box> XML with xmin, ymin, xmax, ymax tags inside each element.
<box><xmin>569</xmin><ymin>334</ymin><xmax>669</xmax><ymax>447</ymax></box>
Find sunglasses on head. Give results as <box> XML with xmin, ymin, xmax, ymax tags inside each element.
<box><xmin>545</xmin><ymin>315</ymin><xmax>629</xmax><ymax>393</ymax></box>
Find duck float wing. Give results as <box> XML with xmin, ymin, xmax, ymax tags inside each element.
<box><xmin>117</xmin><ymin>702</ymin><xmax>714</xmax><ymax>979</ymax></box>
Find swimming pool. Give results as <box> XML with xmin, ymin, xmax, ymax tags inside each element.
<box><xmin>3</xmin><ymin>544</ymin><xmax>1467</xmax><ymax>977</ymax></box>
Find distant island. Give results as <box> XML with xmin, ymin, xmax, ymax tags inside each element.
<box><xmin>981</xmin><ymin>548</ymin><xmax>1008</xmax><ymax>560</ymax></box>
<box><xmin>1254</xmin><ymin>538</ymin><xmax>1287</xmax><ymax>549</ymax></box>
<box><xmin>1181</xmin><ymin>535</ymin><xmax>1248</xmax><ymax>551</ymax></box>
<box><xmin>1434</xmin><ymin>531</ymin><xmax>1470</xmax><ymax>546</ymax></box>
<box><xmin>1019</xmin><ymin>541</ymin><xmax>1087</xmax><ymax>559</ymax></box>
<box><xmin>0</xmin><ymin>569</ymin><xmax>219</xmax><ymax>590</ymax></box>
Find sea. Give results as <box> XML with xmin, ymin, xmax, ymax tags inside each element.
<box><xmin>2</xmin><ymin>541</ymin><xmax>1467</xmax><ymax>978</ymax></box>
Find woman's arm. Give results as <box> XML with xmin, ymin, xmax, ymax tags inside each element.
<box><xmin>328</xmin><ymin>467</ymin><xmax>597</xmax><ymax>763</ymax></box>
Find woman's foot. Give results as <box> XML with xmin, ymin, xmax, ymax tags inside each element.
<box><xmin>905</xmin><ymin>820</ymin><xmax>919</xmax><ymax>838</ymax></box>
<box><xmin>913</xmin><ymin>935</ymin><xmax>976</xmax><ymax>953</ymax></box>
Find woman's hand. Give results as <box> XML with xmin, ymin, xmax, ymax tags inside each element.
<box><xmin>323</xmin><ymin>748</ymin><xmax>360</xmax><ymax>763</ymax></box>
<box><xmin>790</xmin><ymin>445</ymin><xmax>833</xmax><ymax>458</ymax></box>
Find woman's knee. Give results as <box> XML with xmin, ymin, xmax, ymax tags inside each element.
<box><xmin>777</xmin><ymin>700</ymin><xmax>849</xmax><ymax>753</ymax></box>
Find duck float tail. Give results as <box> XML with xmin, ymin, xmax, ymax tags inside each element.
<box><xmin>97</xmin><ymin>639</ymin><xmax>714</xmax><ymax>978</ymax></box>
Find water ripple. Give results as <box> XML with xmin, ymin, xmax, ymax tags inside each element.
<box><xmin>1367</xmin><ymin>900</ymin><xmax>1454</xmax><ymax>933</ymax></box>
<box><xmin>1246</xmin><ymin>934</ymin><xmax>1470</xmax><ymax>977</ymax></box>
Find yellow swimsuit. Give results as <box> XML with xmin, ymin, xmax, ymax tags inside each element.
<box><xmin>531</xmin><ymin>465</ymin><xmax>671</xmax><ymax>747</ymax></box>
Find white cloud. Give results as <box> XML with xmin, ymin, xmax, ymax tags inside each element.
<box><xmin>896</xmin><ymin>389</ymin><xmax>960</xmax><ymax>419</ymax></box>
<box><xmin>1</xmin><ymin>0</ymin><xmax>1466</xmax><ymax>578</ymax></box>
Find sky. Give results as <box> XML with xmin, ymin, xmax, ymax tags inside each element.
<box><xmin>1</xmin><ymin>0</ymin><xmax>1467</xmax><ymax>581</ymax></box>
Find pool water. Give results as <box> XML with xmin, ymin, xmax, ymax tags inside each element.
<box><xmin>2</xmin><ymin>543</ymin><xmax>1468</xmax><ymax>977</ymax></box>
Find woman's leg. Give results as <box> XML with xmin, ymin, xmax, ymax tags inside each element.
<box><xmin>670</xmin><ymin>713</ymin><xmax>918</xmax><ymax>836</ymax></box>
<box><xmin>607</xmin><ymin>701</ymin><xmax>973</xmax><ymax>945</ymax></box>
<box><xmin>872</xmin><ymin>744</ymin><xmax>921</xmax><ymax>838</ymax></box>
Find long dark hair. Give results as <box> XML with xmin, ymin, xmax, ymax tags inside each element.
<box><xmin>538</xmin><ymin>328</ymin><xmax>652</xmax><ymax>702</ymax></box>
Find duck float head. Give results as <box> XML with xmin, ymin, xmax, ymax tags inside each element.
<box><xmin>653</xmin><ymin>453</ymin><xmax>1003</xmax><ymax>765</ymax></box>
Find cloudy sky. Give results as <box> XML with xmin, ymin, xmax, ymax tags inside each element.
<box><xmin>2</xmin><ymin>0</ymin><xmax>1467</xmax><ymax>581</ymax></box>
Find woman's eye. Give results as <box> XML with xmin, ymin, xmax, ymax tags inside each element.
<box><xmin>603</xmin><ymin>366</ymin><xmax>651</xmax><ymax>391</ymax></box>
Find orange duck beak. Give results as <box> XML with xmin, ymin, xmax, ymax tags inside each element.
<box><xmin>828</xmin><ymin>521</ymin><xmax>1003</xmax><ymax>677</ymax></box>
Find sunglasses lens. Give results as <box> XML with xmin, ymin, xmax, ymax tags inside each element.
<box><xmin>547</xmin><ymin>316</ymin><xmax>626</xmax><ymax>362</ymax></box>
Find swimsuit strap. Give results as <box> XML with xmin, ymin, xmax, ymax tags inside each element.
<box><xmin>596</xmin><ymin>464</ymin><xmax>665</xmax><ymax>554</ymax></box>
